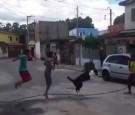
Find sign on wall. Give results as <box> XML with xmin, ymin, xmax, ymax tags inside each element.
<box><xmin>118</xmin><ymin>46</ymin><xmax>126</xmax><ymax>54</ymax></box>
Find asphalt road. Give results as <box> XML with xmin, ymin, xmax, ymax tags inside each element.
<box><xmin>0</xmin><ymin>59</ymin><xmax>135</xmax><ymax>115</ymax></box>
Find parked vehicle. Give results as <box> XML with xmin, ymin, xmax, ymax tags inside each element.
<box><xmin>102</xmin><ymin>54</ymin><xmax>131</xmax><ymax>81</ymax></box>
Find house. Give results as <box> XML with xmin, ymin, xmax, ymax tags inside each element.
<box><xmin>120</xmin><ymin>0</ymin><xmax>135</xmax><ymax>30</ymax></box>
<box><xmin>0</xmin><ymin>31</ymin><xmax>25</xmax><ymax>58</ymax></box>
<box><xmin>69</xmin><ymin>28</ymin><xmax>101</xmax><ymax>69</ymax></box>
<box><xmin>35</xmin><ymin>21</ymin><xmax>73</xmax><ymax>64</ymax></box>
<box><xmin>100</xmin><ymin>0</ymin><xmax>135</xmax><ymax>56</ymax></box>
<box><xmin>69</xmin><ymin>28</ymin><xmax>99</xmax><ymax>39</ymax></box>
<box><xmin>99</xmin><ymin>24</ymin><xmax>125</xmax><ymax>56</ymax></box>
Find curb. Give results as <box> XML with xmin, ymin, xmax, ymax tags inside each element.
<box><xmin>62</xmin><ymin>66</ymin><xmax>102</xmax><ymax>77</ymax></box>
<box><xmin>61</xmin><ymin>66</ymin><xmax>84</xmax><ymax>72</ymax></box>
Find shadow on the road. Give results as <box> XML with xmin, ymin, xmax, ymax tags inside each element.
<box><xmin>0</xmin><ymin>102</ymin><xmax>44</xmax><ymax>115</ymax></box>
<box><xmin>107</xmin><ymin>79</ymin><xmax>135</xmax><ymax>86</ymax></box>
<box><xmin>0</xmin><ymin>95</ymin><xmax>101</xmax><ymax>115</ymax></box>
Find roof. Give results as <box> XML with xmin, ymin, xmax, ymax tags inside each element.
<box><xmin>0</xmin><ymin>31</ymin><xmax>18</xmax><ymax>36</ymax></box>
<box><xmin>70</xmin><ymin>28</ymin><xmax>98</xmax><ymax>31</ymax></box>
<box><xmin>119</xmin><ymin>0</ymin><xmax>135</xmax><ymax>6</ymax></box>
<box><xmin>99</xmin><ymin>29</ymin><xmax>135</xmax><ymax>39</ymax></box>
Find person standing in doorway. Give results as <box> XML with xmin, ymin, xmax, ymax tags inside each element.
<box><xmin>124</xmin><ymin>52</ymin><xmax>135</xmax><ymax>94</ymax></box>
<box><xmin>13</xmin><ymin>49</ymin><xmax>32</xmax><ymax>89</ymax></box>
<box><xmin>44</xmin><ymin>51</ymin><xmax>54</xmax><ymax>99</ymax></box>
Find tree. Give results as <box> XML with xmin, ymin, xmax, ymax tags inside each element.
<box><xmin>2</xmin><ymin>23</ymin><xmax>12</xmax><ymax>32</ymax></box>
<box><xmin>65</xmin><ymin>16</ymin><xmax>94</xmax><ymax>30</ymax></box>
<box><xmin>12</xmin><ymin>22</ymin><xmax>20</xmax><ymax>35</ymax></box>
<box><xmin>113</xmin><ymin>13</ymin><xmax>125</xmax><ymax>25</ymax></box>
<box><xmin>20</xmin><ymin>24</ymin><xmax>27</xmax><ymax>36</ymax></box>
<box><xmin>83</xmin><ymin>34</ymin><xmax>101</xmax><ymax>61</ymax></box>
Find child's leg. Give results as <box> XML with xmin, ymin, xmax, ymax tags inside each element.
<box><xmin>15</xmin><ymin>71</ymin><xmax>31</xmax><ymax>89</ymax></box>
<box><xmin>57</xmin><ymin>63</ymin><xmax>59</xmax><ymax>69</ymax></box>
<box><xmin>44</xmin><ymin>72</ymin><xmax>52</xmax><ymax>99</ymax></box>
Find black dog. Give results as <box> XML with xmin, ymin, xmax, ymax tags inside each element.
<box><xmin>67</xmin><ymin>69</ymin><xmax>98</xmax><ymax>93</ymax></box>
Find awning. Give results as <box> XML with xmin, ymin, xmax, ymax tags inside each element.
<box><xmin>119</xmin><ymin>0</ymin><xmax>135</xmax><ymax>6</ymax></box>
<box><xmin>6</xmin><ymin>43</ymin><xmax>26</xmax><ymax>47</ymax></box>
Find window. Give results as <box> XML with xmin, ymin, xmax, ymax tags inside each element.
<box><xmin>119</xmin><ymin>56</ymin><xmax>130</xmax><ymax>65</ymax></box>
<box><xmin>16</xmin><ymin>37</ymin><xmax>18</xmax><ymax>41</ymax></box>
<box><xmin>106</xmin><ymin>56</ymin><xmax>121</xmax><ymax>64</ymax></box>
<box><xmin>10</xmin><ymin>36</ymin><xmax>12</xmax><ymax>41</ymax></box>
<box><xmin>89</xmin><ymin>33</ymin><xmax>93</xmax><ymax>36</ymax></box>
<box><xmin>131</xmin><ymin>8</ymin><xmax>135</xmax><ymax>21</ymax></box>
<box><xmin>83</xmin><ymin>32</ymin><xmax>85</xmax><ymax>36</ymax></box>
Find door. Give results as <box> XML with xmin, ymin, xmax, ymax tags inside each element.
<box><xmin>118</xmin><ymin>55</ymin><xmax>130</xmax><ymax>79</ymax></box>
<box><xmin>31</xmin><ymin>47</ymin><xmax>35</xmax><ymax>57</ymax></box>
<box><xmin>106</xmin><ymin>55</ymin><xmax>122</xmax><ymax>78</ymax></box>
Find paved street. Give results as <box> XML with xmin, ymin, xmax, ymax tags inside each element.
<box><xmin>0</xmin><ymin>59</ymin><xmax>135</xmax><ymax>115</ymax></box>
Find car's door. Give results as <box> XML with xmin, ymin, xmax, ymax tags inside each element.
<box><xmin>105</xmin><ymin>55</ymin><xmax>121</xmax><ymax>78</ymax></box>
<box><xmin>117</xmin><ymin>55</ymin><xmax>130</xmax><ymax>80</ymax></box>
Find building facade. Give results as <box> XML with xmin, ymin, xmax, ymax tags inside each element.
<box><xmin>35</xmin><ymin>21</ymin><xmax>72</xmax><ymax>64</ymax></box>
<box><xmin>0</xmin><ymin>31</ymin><xmax>24</xmax><ymax>58</ymax></box>
<box><xmin>100</xmin><ymin>0</ymin><xmax>135</xmax><ymax>57</ymax></box>
<box><xmin>69</xmin><ymin>28</ymin><xmax>101</xmax><ymax>69</ymax></box>
<box><xmin>120</xmin><ymin>0</ymin><xmax>135</xmax><ymax>30</ymax></box>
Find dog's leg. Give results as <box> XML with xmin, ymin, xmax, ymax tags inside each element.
<box><xmin>75</xmin><ymin>82</ymin><xmax>83</xmax><ymax>93</ymax></box>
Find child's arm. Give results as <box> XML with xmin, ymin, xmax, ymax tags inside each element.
<box><xmin>13</xmin><ymin>58</ymin><xmax>19</xmax><ymax>62</ymax></box>
<box><xmin>13</xmin><ymin>55</ymin><xmax>21</xmax><ymax>61</ymax></box>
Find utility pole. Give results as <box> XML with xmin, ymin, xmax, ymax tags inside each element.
<box><xmin>77</xmin><ymin>6</ymin><xmax>82</xmax><ymax>66</ymax></box>
<box><xmin>27</xmin><ymin>16</ymin><xmax>29</xmax><ymax>48</ymax></box>
<box><xmin>105</xmin><ymin>7</ymin><xmax>113</xmax><ymax>33</ymax></box>
<box><xmin>27</xmin><ymin>15</ymin><xmax>33</xmax><ymax>48</ymax></box>
<box><xmin>109</xmin><ymin>8</ymin><xmax>112</xmax><ymax>33</ymax></box>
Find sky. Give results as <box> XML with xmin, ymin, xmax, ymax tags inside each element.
<box><xmin>0</xmin><ymin>0</ymin><xmax>125</xmax><ymax>31</ymax></box>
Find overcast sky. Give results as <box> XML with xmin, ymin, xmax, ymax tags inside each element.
<box><xmin>0</xmin><ymin>0</ymin><xmax>125</xmax><ymax>30</ymax></box>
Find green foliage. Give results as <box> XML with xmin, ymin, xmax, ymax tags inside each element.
<box><xmin>64</xmin><ymin>16</ymin><xmax>94</xmax><ymax>31</ymax></box>
<box><xmin>83</xmin><ymin>35</ymin><xmax>101</xmax><ymax>61</ymax></box>
<box><xmin>113</xmin><ymin>13</ymin><xmax>125</xmax><ymax>25</ymax></box>
<box><xmin>0</xmin><ymin>22</ymin><xmax>27</xmax><ymax>36</ymax></box>
<box><xmin>83</xmin><ymin>35</ymin><xmax>101</xmax><ymax>49</ymax></box>
<box><xmin>84</xmin><ymin>61</ymin><xmax>95</xmax><ymax>72</ymax></box>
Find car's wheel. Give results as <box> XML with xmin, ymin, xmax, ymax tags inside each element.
<box><xmin>102</xmin><ymin>70</ymin><xmax>111</xmax><ymax>81</ymax></box>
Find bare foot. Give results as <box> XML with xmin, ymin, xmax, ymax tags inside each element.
<box><xmin>15</xmin><ymin>82</ymin><xmax>21</xmax><ymax>89</ymax></box>
<box><xmin>44</xmin><ymin>93</ymin><xmax>49</xmax><ymax>99</ymax></box>
<box><xmin>15</xmin><ymin>83</ymin><xmax>19</xmax><ymax>89</ymax></box>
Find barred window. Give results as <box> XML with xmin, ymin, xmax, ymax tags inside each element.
<box><xmin>131</xmin><ymin>8</ymin><xmax>135</xmax><ymax>21</ymax></box>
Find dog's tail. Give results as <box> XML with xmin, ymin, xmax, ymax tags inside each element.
<box><xmin>67</xmin><ymin>76</ymin><xmax>74</xmax><ymax>82</ymax></box>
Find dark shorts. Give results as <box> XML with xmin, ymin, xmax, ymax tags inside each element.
<box><xmin>19</xmin><ymin>71</ymin><xmax>32</xmax><ymax>82</ymax></box>
<box><xmin>45</xmin><ymin>71</ymin><xmax>52</xmax><ymax>87</ymax></box>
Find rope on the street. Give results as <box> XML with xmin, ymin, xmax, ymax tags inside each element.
<box><xmin>0</xmin><ymin>86</ymin><xmax>127</xmax><ymax>103</ymax></box>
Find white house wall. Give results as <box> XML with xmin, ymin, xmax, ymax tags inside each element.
<box><xmin>69</xmin><ymin>28</ymin><xmax>77</xmax><ymax>36</ymax></box>
<box><xmin>125</xmin><ymin>3</ymin><xmax>135</xmax><ymax>30</ymax></box>
<box><xmin>35</xmin><ymin>42</ymin><xmax>41</xmax><ymax>59</ymax></box>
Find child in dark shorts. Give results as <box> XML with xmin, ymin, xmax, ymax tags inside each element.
<box><xmin>44</xmin><ymin>51</ymin><xmax>54</xmax><ymax>99</ymax></box>
<box><xmin>13</xmin><ymin>49</ymin><xmax>32</xmax><ymax>89</ymax></box>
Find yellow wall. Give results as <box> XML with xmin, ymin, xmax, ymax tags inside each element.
<box><xmin>0</xmin><ymin>32</ymin><xmax>19</xmax><ymax>43</ymax></box>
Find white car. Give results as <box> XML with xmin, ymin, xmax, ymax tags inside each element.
<box><xmin>102</xmin><ymin>54</ymin><xmax>131</xmax><ymax>81</ymax></box>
